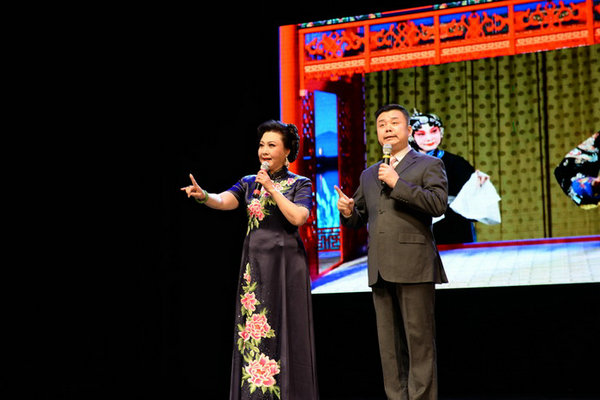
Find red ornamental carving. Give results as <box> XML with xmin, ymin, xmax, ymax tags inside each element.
<box><xmin>439</xmin><ymin>12</ymin><xmax>509</xmax><ymax>41</ymax></box>
<box><xmin>370</xmin><ymin>21</ymin><xmax>433</xmax><ymax>49</ymax></box>
<box><xmin>514</xmin><ymin>0</ymin><xmax>588</xmax><ymax>32</ymax></box>
<box><xmin>296</xmin><ymin>0</ymin><xmax>599</xmax><ymax>83</ymax></box>
<box><xmin>305</xmin><ymin>28</ymin><xmax>364</xmax><ymax>60</ymax></box>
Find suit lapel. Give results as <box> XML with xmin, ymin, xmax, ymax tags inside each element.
<box><xmin>371</xmin><ymin>150</ymin><xmax>419</xmax><ymax>189</ymax></box>
<box><xmin>396</xmin><ymin>149</ymin><xmax>418</xmax><ymax>175</ymax></box>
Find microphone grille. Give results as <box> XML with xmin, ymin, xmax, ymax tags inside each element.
<box><xmin>382</xmin><ymin>144</ymin><xmax>392</xmax><ymax>155</ymax></box>
<box><xmin>261</xmin><ymin>161</ymin><xmax>271</xmax><ymax>170</ymax></box>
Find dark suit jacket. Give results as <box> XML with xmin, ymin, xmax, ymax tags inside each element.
<box><xmin>342</xmin><ymin>148</ymin><xmax>449</xmax><ymax>286</ymax></box>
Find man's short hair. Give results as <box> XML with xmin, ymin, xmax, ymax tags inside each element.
<box><xmin>375</xmin><ymin>104</ymin><xmax>410</xmax><ymax>124</ymax></box>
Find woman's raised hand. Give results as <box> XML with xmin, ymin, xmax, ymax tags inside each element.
<box><xmin>180</xmin><ymin>173</ymin><xmax>206</xmax><ymax>201</ymax></box>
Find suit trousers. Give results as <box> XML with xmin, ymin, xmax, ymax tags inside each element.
<box><xmin>372</xmin><ymin>281</ymin><xmax>438</xmax><ymax>400</ymax></box>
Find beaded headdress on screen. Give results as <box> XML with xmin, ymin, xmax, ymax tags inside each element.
<box><xmin>408</xmin><ymin>110</ymin><xmax>445</xmax><ymax>147</ymax></box>
<box><xmin>409</xmin><ymin>110</ymin><xmax>444</xmax><ymax>131</ymax></box>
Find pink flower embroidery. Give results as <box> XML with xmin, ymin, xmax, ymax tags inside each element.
<box><xmin>245</xmin><ymin>354</ymin><xmax>280</xmax><ymax>388</ymax></box>
<box><xmin>246</xmin><ymin>176</ymin><xmax>298</xmax><ymax>234</ymax></box>
<box><xmin>237</xmin><ymin>262</ymin><xmax>281</xmax><ymax>397</ymax></box>
<box><xmin>238</xmin><ymin>329</ymin><xmax>250</xmax><ymax>341</ymax></box>
<box><xmin>248</xmin><ymin>200</ymin><xmax>265</xmax><ymax>220</ymax></box>
<box><xmin>241</xmin><ymin>292</ymin><xmax>257</xmax><ymax>313</ymax></box>
<box><xmin>244</xmin><ymin>313</ymin><xmax>272</xmax><ymax>341</ymax></box>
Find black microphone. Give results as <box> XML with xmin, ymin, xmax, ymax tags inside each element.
<box><xmin>253</xmin><ymin>161</ymin><xmax>271</xmax><ymax>198</ymax></box>
<box><xmin>381</xmin><ymin>144</ymin><xmax>392</xmax><ymax>187</ymax></box>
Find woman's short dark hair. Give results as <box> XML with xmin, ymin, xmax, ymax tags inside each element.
<box><xmin>257</xmin><ymin>120</ymin><xmax>300</xmax><ymax>162</ymax></box>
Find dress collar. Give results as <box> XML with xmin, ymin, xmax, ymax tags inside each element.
<box><xmin>269</xmin><ymin>166</ymin><xmax>289</xmax><ymax>181</ymax></box>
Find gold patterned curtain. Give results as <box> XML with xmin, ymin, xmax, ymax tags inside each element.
<box><xmin>365</xmin><ymin>44</ymin><xmax>600</xmax><ymax>242</ymax></box>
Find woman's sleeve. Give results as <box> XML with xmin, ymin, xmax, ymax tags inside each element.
<box><xmin>226</xmin><ymin>175</ymin><xmax>252</xmax><ymax>204</ymax></box>
<box><xmin>293</xmin><ymin>177</ymin><xmax>313</xmax><ymax>210</ymax></box>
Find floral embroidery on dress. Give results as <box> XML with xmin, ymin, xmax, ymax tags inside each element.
<box><xmin>237</xmin><ymin>263</ymin><xmax>281</xmax><ymax>398</ymax></box>
<box><xmin>246</xmin><ymin>176</ymin><xmax>298</xmax><ymax>234</ymax></box>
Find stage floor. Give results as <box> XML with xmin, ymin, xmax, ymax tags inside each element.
<box><xmin>311</xmin><ymin>236</ymin><xmax>600</xmax><ymax>294</ymax></box>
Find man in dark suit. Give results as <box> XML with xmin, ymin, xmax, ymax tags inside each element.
<box><xmin>335</xmin><ymin>104</ymin><xmax>448</xmax><ymax>400</ymax></box>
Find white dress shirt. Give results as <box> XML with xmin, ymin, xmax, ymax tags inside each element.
<box><xmin>391</xmin><ymin>146</ymin><xmax>412</xmax><ymax>168</ymax></box>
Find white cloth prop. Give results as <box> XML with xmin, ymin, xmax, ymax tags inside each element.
<box><xmin>449</xmin><ymin>172</ymin><xmax>501</xmax><ymax>225</ymax></box>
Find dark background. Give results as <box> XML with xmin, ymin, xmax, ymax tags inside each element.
<box><xmin>12</xmin><ymin>1</ymin><xmax>599</xmax><ymax>399</ymax></box>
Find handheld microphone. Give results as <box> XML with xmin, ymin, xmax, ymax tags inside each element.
<box><xmin>382</xmin><ymin>144</ymin><xmax>392</xmax><ymax>165</ymax></box>
<box><xmin>253</xmin><ymin>161</ymin><xmax>271</xmax><ymax>198</ymax></box>
<box><xmin>381</xmin><ymin>144</ymin><xmax>392</xmax><ymax>187</ymax></box>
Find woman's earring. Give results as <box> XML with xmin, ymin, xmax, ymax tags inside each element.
<box><xmin>285</xmin><ymin>157</ymin><xmax>290</xmax><ymax>167</ymax></box>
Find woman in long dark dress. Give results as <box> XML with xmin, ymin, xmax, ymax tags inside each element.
<box><xmin>409</xmin><ymin>111</ymin><xmax>488</xmax><ymax>244</ymax></box>
<box><xmin>181</xmin><ymin>120</ymin><xmax>319</xmax><ymax>400</ymax></box>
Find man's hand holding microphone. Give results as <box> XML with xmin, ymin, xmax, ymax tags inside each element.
<box><xmin>378</xmin><ymin>143</ymin><xmax>399</xmax><ymax>188</ymax></box>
